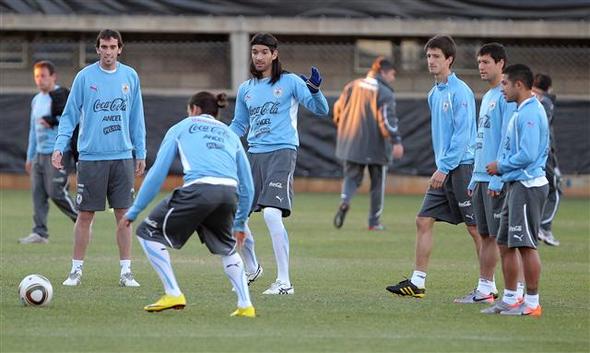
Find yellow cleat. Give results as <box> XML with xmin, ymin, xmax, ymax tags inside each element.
<box><xmin>230</xmin><ymin>305</ymin><xmax>256</xmax><ymax>318</ymax></box>
<box><xmin>144</xmin><ymin>293</ymin><xmax>186</xmax><ymax>312</ymax></box>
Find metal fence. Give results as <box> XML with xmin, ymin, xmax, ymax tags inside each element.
<box><xmin>1</xmin><ymin>36</ymin><xmax>588</xmax><ymax>96</ymax></box>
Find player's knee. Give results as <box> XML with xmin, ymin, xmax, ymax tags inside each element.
<box><xmin>76</xmin><ymin>211</ymin><xmax>94</xmax><ymax>226</ymax></box>
<box><xmin>415</xmin><ymin>216</ymin><xmax>431</xmax><ymax>231</ymax></box>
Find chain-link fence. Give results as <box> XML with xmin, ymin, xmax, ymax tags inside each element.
<box><xmin>1</xmin><ymin>36</ymin><xmax>588</xmax><ymax>96</ymax></box>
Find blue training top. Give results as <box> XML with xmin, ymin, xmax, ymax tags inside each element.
<box><xmin>126</xmin><ymin>115</ymin><xmax>254</xmax><ymax>232</ymax></box>
<box><xmin>230</xmin><ymin>73</ymin><xmax>329</xmax><ymax>153</ymax></box>
<box><xmin>54</xmin><ymin>62</ymin><xmax>146</xmax><ymax>161</ymax></box>
<box><xmin>427</xmin><ymin>72</ymin><xmax>477</xmax><ymax>174</ymax></box>
<box><xmin>498</xmin><ymin>96</ymin><xmax>549</xmax><ymax>182</ymax></box>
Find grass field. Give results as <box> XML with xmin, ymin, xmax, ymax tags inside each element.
<box><xmin>1</xmin><ymin>189</ymin><xmax>589</xmax><ymax>352</ymax></box>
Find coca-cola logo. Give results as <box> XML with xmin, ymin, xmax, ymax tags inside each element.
<box><xmin>93</xmin><ymin>98</ymin><xmax>127</xmax><ymax>112</ymax></box>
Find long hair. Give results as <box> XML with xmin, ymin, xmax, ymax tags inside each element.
<box><xmin>249</xmin><ymin>33</ymin><xmax>285</xmax><ymax>85</ymax></box>
<box><xmin>187</xmin><ymin>92</ymin><xmax>228</xmax><ymax>117</ymax></box>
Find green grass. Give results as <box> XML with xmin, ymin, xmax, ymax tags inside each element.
<box><xmin>1</xmin><ymin>189</ymin><xmax>589</xmax><ymax>352</ymax></box>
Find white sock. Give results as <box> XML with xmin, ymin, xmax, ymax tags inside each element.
<box><xmin>491</xmin><ymin>275</ymin><xmax>498</xmax><ymax>293</ymax></box>
<box><xmin>238</xmin><ymin>223</ymin><xmax>259</xmax><ymax>273</ymax></box>
<box><xmin>516</xmin><ymin>282</ymin><xmax>525</xmax><ymax>299</ymax></box>
<box><xmin>71</xmin><ymin>259</ymin><xmax>84</xmax><ymax>274</ymax></box>
<box><xmin>477</xmin><ymin>278</ymin><xmax>494</xmax><ymax>294</ymax></box>
<box><xmin>524</xmin><ymin>293</ymin><xmax>539</xmax><ymax>308</ymax></box>
<box><xmin>502</xmin><ymin>289</ymin><xmax>518</xmax><ymax>305</ymax></box>
<box><xmin>138</xmin><ymin>237</ymin><xmax>182</xmax><ymax>297</ymax></box>
<box><xmin>120</xmin><ymin>259</ymin><xmax>131</xmax><ymax>275</ymax></box>
<box><xmin>222</xmin><ymin>253</ymin><xmax>252</xmax><ymax>308</ymax></box>
<box><xmin>410</xmin><ymin>270</ymin><xmax>426</xmax><ymax>288</ymax></box>
<box><xmin>263</xmin><ymin>207</ymin><xmax>290</xmax><ymax>285</ymax></box>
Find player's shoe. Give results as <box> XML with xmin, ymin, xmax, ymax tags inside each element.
<box><xmin>386</xmin><ymin>279</ymin><xmax>425</xmax><ymax>298</ymax></box>
<box><xmin>453</xmin><ymin>289</ymin><xmax>496</xmax><ymax>304</ymax></box>
<box><xmin>262</xmin><ymin>280</ymin><xmax>294</xmax><ymax>295</ymax></box>
<box><xmin>144</xmin><ymin>293</ymin><xmax>186</xmax><ymax>312</ymax></box>
<box><xmin>246</xmin><ymin>265</ymin><xmax>263</xmax><ymax>286</ymax></box>
<box><xmin>368</xmin><ymin>224</ymin><xmax>385</xmax><ymax>231</ymax></box>
<box><xmin>500</xmin><ymin>302</ymin><xmax>542</xmax><ymax>317</ymax></box>
<box><xmin>63</xmin><ymin>270</ymin><xmax>82</xmax><ymax>286</ymax></box>
<box><xmin>18</xmin><ymin>233</ymin><xmax>48</xmax><ymax>244</ymax></box>
<box><xmin>333</xmin><ymin>203</ymin><xmax>349</xmax><ymax>229</ymax></box>
<box><xmin>538</xmin><ymin>229</ymin><xmax>560</xmax><ymax>246</ymax></box>
<box><xmin>480</xmin><ymin>300</ymin><xmax>520</xmax><ymax>314</ymax></box>
<box><xmin>120</xmin><ymin>272</ymin><xmax>140</xmax><ymax>287</ymax></box>
<box><xmin>230</xmin><ymin>305</ymin><xmax>256</xmax><ymax>318</ymax></box>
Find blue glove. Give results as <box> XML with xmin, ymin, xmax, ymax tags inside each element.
<box><xmin>300</xmin><ymin>66</ymin><xmax>322</xmax><ymax>94</ymax></box>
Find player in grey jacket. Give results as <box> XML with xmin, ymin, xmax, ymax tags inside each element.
<box><xmin>333</xmin><ymin>57</ymin><xmax>404</xmax><ymax>230</ymax></box>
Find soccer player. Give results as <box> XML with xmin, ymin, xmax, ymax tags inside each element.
<box><xmin>454</xmin><ymin>43</ymin><xmax>516</xmax><ymax>303</ymax></box>
<box><xmin>332</xmin><ymin>57</ymin><xmax>404</xmax><ymax>231</ymax></box>
<box><xmin>482</xmin><ymin>64</ymin><xmax>549</xmax><ymax>316</ymax></box>
<box><xmin>533</xmin><ymin>74</ymin><xmax>561</xmax><ymax>246</ymax></box>
<box><xmin>229</xmin><ymin>33</ymin><xmax>329</xmax><ymax>295</ymax></box>
<box><xmin>52</xmin><ymin>29</ymin><xmax>146</xmax><ymax>287</ymax></box>
<box><xmin>121</xmin><ymin>92</ymin><xmax>256</xmax><ymax>317</ymax></box>
<box><xmin>19</xmin><ymin>60</ymin><xmax>78</xmax><ymax>244</ymax></box>
<box><xmin>386</xmin><ymin>35</ymin><xmax>481</xmax><ymax>298</ymax></box>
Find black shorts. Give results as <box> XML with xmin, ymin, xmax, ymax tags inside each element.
<box><xmin>472</xmin><ymin>182</ymin><xmax>506</xmax><ymax>236</ymax></box>
<box><xmin>136</xmin><ymin>183</ymin><xmax>238</xmax><ymax>255</ymax></box>
<box><xmin>418</xmin><ymin>164</ymin><xmax>476</xmax><ymax>226</ymax></box>
<box><xmin>76</xmin><ymin>159</ymin><xmax>135</xmax><ymax>211</ymax></box>
<box><xmin>497</xmin><ymin>181</ymin><xmax>548</xmax><ymax>249</ymax></box>
<box><xmin>248</xmin><ymin>149</ymin><xmax>297</xmax><ymax>217</ymax></box>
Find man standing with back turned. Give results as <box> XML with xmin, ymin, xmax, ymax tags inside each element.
<box><xmin>52</xmin><ymin>29</ymin><xmax>146</xmax><ymax>287</ymax></box>
<box><xmin>386</xmin><ymin>35</ymin><xmax>481</xmax><ymax>299</ymax></box>
<box><xmin>332</xmin><ymin>57</ymin><xmax>404</xmax><ymax>231</ymax></box>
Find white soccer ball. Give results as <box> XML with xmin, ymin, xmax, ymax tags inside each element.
<box><xmin>18</xmin><ymin>274</ymin><xmax>53</xmax><ymax>306</ymax></box>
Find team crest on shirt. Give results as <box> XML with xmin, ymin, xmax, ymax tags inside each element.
<box><xmin>442</xmin><ymin>101</ymin><xmax>450</xmax><ymax>112</ymax></box>
<box><xmin>489</xmin><ymin>101</ymin><xmax>497</xmax><ymax>110</ymax></box>
<box><xmin>121</xmin><ymin>83</ymin><xmax>130</xmax><ymax>95</ymax></box>
<box><xmin>273</xmin><ymin>87</ymin><xmax>283</xmax><ymax>98</ymax></box>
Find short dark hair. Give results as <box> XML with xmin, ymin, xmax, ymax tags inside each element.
<box><xmin>96</xmin><ymin>29</ymin><xmax>123</xmax><ymax>48</ymax></box>
<box><xmin>249</xmin><ymin>33</ymin><xmax>285</xmax><ymax>85</ymax></box>
<box><xmin>533</xmin><ymin>73</ymin><xmax>552</xmax><ymax>92</ymax></box>
<box><xmin>188</xmin><ymin>91</ymin><xmax>228</xmax><ymax>117</ymax></box>
<box><xmin>477</xmin><ymin>42</ymin><xmax>507</xmax><ymax>69</ymax></box>
<box><xmin>503</xmin><ymin>64</ymin><xmax>534</xmax><ymax>89</ymax></box>
<box><xmin>33</xmin><ymin>60</ymin><xmax>56</xmax><ymax>75</ymax></box>
<box><xmin>370</xmin><ymin>56</ymin><xmax>395</xmax><ymax>74</ymax></box>
<box><xmin>424</xmin><ymin>35</ymin><xmax>456</xmax><ymax>67</ymax></box>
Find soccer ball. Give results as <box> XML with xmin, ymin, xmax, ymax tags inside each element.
<box><xmin>18</xmin><ymin>274</ymin><xmax>53</xmax><ymax>306</ymax></box>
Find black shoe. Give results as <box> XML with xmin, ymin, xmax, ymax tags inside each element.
<box><xmin>333</xmin><ymin>203</ymin><xmax>349</xmax><ymax>229</ymax></box>
<box><xmin>386</xmin><ymin>279</ymin><xmax>425</xmax><ymax>298</ymax></box>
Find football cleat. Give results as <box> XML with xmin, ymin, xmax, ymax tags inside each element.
<box><xmin>453</xmin><ymin>289</ymin><xmax>496</xmax><ymax>304</ymax></box>
<box><xmin>386</xmin><ymin>279</ymin><xmax>425</xmax><ymax>298</ymax></box>
<box><xmin>230</xmin><ymin>305</ymin><xmax>256</xmax><ymax>318</ymax></box>
<box><xmin>538</xmin><ymin>229</ymin><xmax>560</xmax><ymax>246</ymax></box>
<box><xmin>480</xmin><ymin>300</ymin><xmax>520</xmax><ymax>314</ymax></box>
<box><xmin>500</xmin><ymin>302</ymin><xmax>542</xmax><ymax>317</ymax></box>
<box><xmin>62</xmin><ymin>270</ymin><xmax>82</xmax><ymax>286</ymax></box>
<box><xmin>368</xmin><ymin>224</ymin><xmax>385</xmax><ymax>231</ymax></box>
<box><xmin>247</xmin><ymin>265</ymin><xmax>264</xmax><ymax>286</ymax></box>
<box><xmin>333</xmin><ymin>203</ymin><xmax>349</xmax><ymax>229</ymax></box>
<box><xmin>120</xmin><ymin>272</ymin><xmax>140</xmax><ymax>287</ymax></box>
<box><xmin>18</xmin><ymin>233</ymin><xmax>48</xmax><ymax>244</ymax></box>
<box><xmin>262</xmin><ymin>280</ymin><xmax>294</xmax><ymax>295</ymax></box>
<box><xmin>144</xmin><ymin>293</ymin><xmax>186</xmax><ymax>312</ymax></box>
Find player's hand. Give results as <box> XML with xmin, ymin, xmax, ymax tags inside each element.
<box><xmin>51</xmin><ymin>151</ymin><xmax>63</xmax><ymax>169</ymax></box>
<box><xmin>234</xmin><ymin>231</ymin><xmax>246</xmax><ymax>248</ymax></box>
<box><xmin>430</xmin><ymin>170</ymin><xmax>447</xmax><ymax>189</ymax></box>
<box><xmin>392</xmin><ymin>143</ymin><xmax>404</xmax><ymax>160</ymax></box>
<box><xmin>25</xmin><ymin>160</ymin><xmax>32</xmax><ymax>175</ymax></box>
<box><xmin>300</xmin><ymin>67</ymin><xmax>322</xmax><ymax>93</ymax></box>
<box><xmin>486</xmin><ymin>161</ymin><xmax>499</xmax><ymax>176</ymax></box>
<box><xmin>119</xmin><ymin>215</ymin><xmax>132</xmax><ymax>228</ymax></box>
<box><xmin>38</xmin><ymin>118</ymin><xmax>52</xmax><ymax>128</ymax></box>
<box><xmin>136</xmin><ymin>159</ymin><xmax>146</xmax><ymax>176</ymax></box>
<box><xmin>467</xmin><ymin>188</ymin><xmax>473</xmax><ymax>197</ymax></box>
<box><xmin>487</xmin><ymin>189</ymin><xmax>501</xmax><ymax>198</ymax></box>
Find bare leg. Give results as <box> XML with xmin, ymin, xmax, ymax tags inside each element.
<box><xmin>466</xmin><ymin>225</ymin><xmax>482</xmax><ymax>261</ymax></box>
<box><xmin>519</xmin><ymin>248</ymin><xmax>541</xmax><ymax>294</ymax></box>
<box><xmin>114</xmin><ymin>208</ymin><xmax>131</xmax><ymax>260</ymax></box>
<box><xmin>73</xmin><ymin>210</ymin><xmax>95</xmax><ymax>260</ymax></box>
<box><xmin>415</xmin><ymin>216</ymin><xmax>436</xmax><ymax>272</ymax></box>
<box><xmin>498</xmin><ymin>244</ymin><xmax>519</xmax><ymax>291</ymax></box>
<box><xmin>479</xmin><ymin>235</ymin><xmax>499</xmax><ymax>281</ymax></box>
